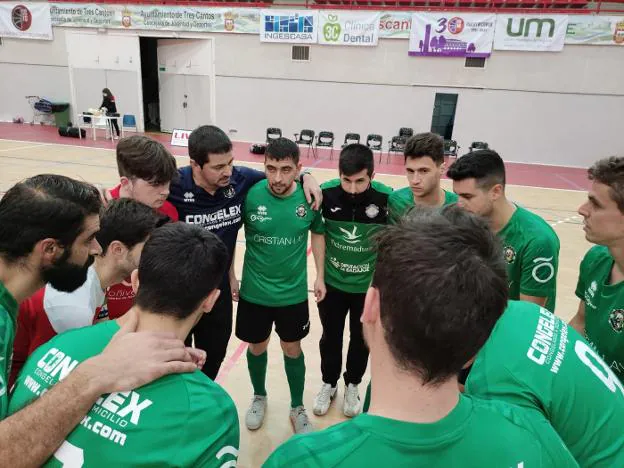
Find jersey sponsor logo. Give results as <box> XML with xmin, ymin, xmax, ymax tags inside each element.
<box><xmin>223</xmin><ymin>186</ymin><xmax>236</xmax><ymax>199</ymax></box>
<box><xmin>503</xmin><ymin>245</ymin><xmax>516</xmax><ymax>264</ymax></box>
<box><xmin>185</xmin><ymin>205</ymin><xmax>242</xmax><ymax>231</ymax></box>
<box><xmin>526</xmin><ymin>308</ymin><xmax>558</xmax><ymax>367</ymax></box>
<box><xmin>183</xmin><ymin>191</ymin><xmax>195</xmax><ymax>203</ymax></box>
<box><xmin>531</xmin><ymin>256</ymin><xmax>555</xmax><ymax>284</ymax></box>
<box><xmin>295</xmin><ymin>204</ymin><xmax>307</xmax><ymax>218</ymax></box>
<box><xmin>253</xmin><ymin>233</ymin><xmax>305</xmax><ymax>246</ymax></box>
<box><xmin>584</xmin><ymin>281</ymin><xmax>598</xmax><ymax>310</ymax></box>
<box><xmin>339</xmin><ymin>226</ymin><xmax>362</xmax><ymax>245</ymax></box>
<box><xmin>365</xmin><ymin>203</ymin><xmax>380</xmax><ymax>218</ymax></box>
<box><xmin>37</xmin><ymin>348</ymin><xmax>80</xmax><ymax>382</ymax></box>
<box><xmin>608</xmin><ymin>309</ymin><xmax>624</xmax><ymax>333</ymax></box>
<box><xmin>249</xmin><ymin>205</ymin><xmax>272</xmax><ymax>223</ymax></box>
<box><xmin>328</xmin><ymin>256</ymin><xmax>371</xmax><ymax>273</ymax></box>
<box><xmin>79</xmin><ymin>416</ymin><xmax>128</xmax><ymax>446</ymax></box>
<box><xmin>93</xmin><ymin>391</ymin><xmax>153</xmax><ymax>426</ymax></box>
<box><xmin>216</xmin><ymin>446</ymin><xmax>239</xmax><ymax>468</ymax></box>
<box><xmin>330</xmin><ymin>207</ymin><xmax>341</xmax><ymax>213</ymax></box>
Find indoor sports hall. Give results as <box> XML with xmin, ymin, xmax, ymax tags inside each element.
<box><xmin>1</xmin><ymin>0</ymin><xmax>623</xmax><ymax>466</ymax></box>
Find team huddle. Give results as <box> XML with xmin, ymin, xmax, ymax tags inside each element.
<box><xmin>0</xmin><ymin>126</ymin><xmax>623</xmax><ymax>467</ymax></box>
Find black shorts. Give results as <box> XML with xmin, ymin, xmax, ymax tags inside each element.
<box><xmin>235</xmin><ymin>298</ymin><xmax>310</xmax><ymax>344</ymax></box>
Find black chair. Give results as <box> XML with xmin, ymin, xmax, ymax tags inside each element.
<box><xmin>387</xmin><ymin>135</ymin><xmax>407</xmax><ymax>164</ymax></box>
<box><xmin>294</xmin><ymin>129</ymin><xmax>316</xmax><ymax>159</ymax></box>
<box><xmin>399</xmin><ymin>127</ymin><xmax>413</xmax><ymax>139</ymax></box>
<box><xmin>342</xmin><ymin>133</ymin><xmax>360</xmax><ymax>148</ymax></box>
<box><xmin>266</xmin><ymin>127</ymin><xmax>282</xmax><ymax>144</ymax></box>
<box><xmin>444</xmin><ymin>139</ymin><xmax>459</xmax><ymax>159</ymax></box>
<box><xmin>469</xmin><ymin>141</ymin><xmax>489</xmax><ymax>152</ymax></box>
<box><xmin>366</xmin><ymin>134</ymin><xmax>383</xmax><ymax>163</ymax></box>
<box><xmin>316</xmin><ymin>131</ymin><xmax>335</xmax><ymax>160</ymax></box>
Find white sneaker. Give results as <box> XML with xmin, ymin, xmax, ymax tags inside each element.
<box><xmin>290</xmin><ymin>406</ymin><xmax>314</xmax><ymax>434</ymax></box>
<box><xmin>246</xmin><ymin>395</ymin><xmax>267</xmax><ymax>430</ymax></box>
<box><xmin>343</xmin><ymin>383</ymin><xmax>361</xmax><ymax>418</ymax></box>
<box><xmin>313</xmin><ymin>383</ymin><xmax>337</xmax><ymax>416</ymax></box>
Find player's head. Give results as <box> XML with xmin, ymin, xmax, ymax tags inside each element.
<box><xmin>188</xmin><ymin>125</ymin><xmax>233</xmax><ymax>190</ymax></box>
<box><xmin>578</xmin><ymin>156</ymin><xmax>624</xmax><ymax>246</ymax></box>
<box><xmin>447</xmin><ymin>150</ymin><xmax>506</xmax><ymax>217</ymax></box>
<box><xmin>102</xmin><ymin>88</ymin><xmax>113</xmax><ymax>99</ymax></box>
<box><xmin>96</xmin><ymin>199</ymin><xmax>168</xmax><ymax>279</ymax></box>
<box><xmin>339</xmin><ymin>144</ymin><xmax>374</xmax><ymax>197</ymax></box>
<box><xmin>363</xmin><ymin>204</ymin><xmax>508</xmax><ymax>385</ymax></box>
<box><xmin>265</xmin><ymin>137</ymin><xmax>302</xmax><ymax>196</ymax></box>
<box><xmin>116</xmin><ymin>135</ymin><xmax>177</xmax><ymax>210</ymax></box>
<box><xmin>403</xmin><ymin>133</ymin><xmax>445</xmax><ymax>200</ymax></box>
<box><xmin>132</xmin><ymin>223</ymin><xmax>228</xmax><ymax>325</ymax></box>
<box><xmin>0</xmin><ymin>174</ymin><xmax>102</xmax><ymax>293</ymax></box>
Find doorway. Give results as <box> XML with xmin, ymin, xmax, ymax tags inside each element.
<box><xmin>140</xmin><ymin>37</ymin><xmax>160</xmax><ymax>132</ymax></box>
<box><xmin>430</xmin><ymin>93</ymin><xmax>458</xmax><ymax>140</ymax></box>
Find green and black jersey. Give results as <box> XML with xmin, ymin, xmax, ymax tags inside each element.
<box><xmin>320</xmin><ymin>180</ymin><xmax>392</xmax><ymax>294</ymax></box>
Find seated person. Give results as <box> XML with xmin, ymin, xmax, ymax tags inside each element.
<box><xmin>264</xmin><ymin>206</ymin><xmax>577</xmax><ymax>467</ymax></box>
<box><xmin>10</xmin><ymin>223</ymin><xmax>239</xmax><ymax>467</ymax></box>
<box><xmin>10</xmin><ymin>199</ymin><xmax>166</xmax><ymax>385</ymax></box>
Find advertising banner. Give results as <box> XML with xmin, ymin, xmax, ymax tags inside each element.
<box><xmin>565</xmin><ymin>15</ymin><xmax>624</xmax><ymax>45</ymax></box>
<box><xmin>408</xmin><ymin>13</ymin><xmax>496</xmax><ymax>57</ymax></box>
<box><xmin>50</xmin><ymin>3</ymin><xmax>259</xmax><ymax>33</ymax></box>
<box><xmin>260</xmin><ymin>10</ymin><xmax>318</xmax><ymax>43</ymax></box>
<box><xmin>378</xmin><ymin>12</ymin><xmax>412</xmax><ymax>39</ymax></box>
<box><xmin>318</xmin><ymin>11</ymin><xmax>380</xmax><ymax>46</ymax></box>
<box><xmin>0</xmin><ymin>2</ymin><xmax>53</xmax><ymax>40</ymax></box>
<box><xmin>494</xmin><ymin>14</ymin><xmax>568</xmax><ymax>51</ymax></box>
<box><xmin>171</xmin><ymin>129</ymin><xmax>191</xmax><ymax>147</ymax></box>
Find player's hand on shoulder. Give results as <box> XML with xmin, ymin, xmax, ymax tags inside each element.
<box><xmin>83</xmin><ymin>310</ymin><xmax>199</xmax><ymax>393</ymax></box>
<box><xmin>302</xmin><ymin>173</ymin><xmax>323</xmax><ymax>211</ymax></box>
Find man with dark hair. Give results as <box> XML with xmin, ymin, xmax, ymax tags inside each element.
<box><xmin>168</xmin><ymin>125</ymin><xmax>322</xmax><ymax>380</ymax></box>
<box><xmin>10</xmin><ymin>223</ymin><xmax>239</xmax><ymax>467</ymax></box>
<box><xmin>313</xmin><ymin>144</ymin><xmax>391</xmax><ymax>418</ymax></box>
<box><xmin>0</xmin><ymin>174</ymin><xmax>202</xmax><ymax>466</ymax></box>
<box><xmin>388</xmin><ymin>132</ymin><xmax>457</xmax><ymax>223</ymax></box>
<box><xmin>236</xmin><ymin>137</ymin><xmax>324</xmax><ymax>434</ymax></box>
<box><xmin>571</xmin><ymin>156</ymin><xmax>624</xmax><ymax>380</ymax></box>
<box><xmin>448</xmin><ymin>150</ymin><xmax>560</xmax><ymax>312</ymax></box>
<box><xmin>11</xmin><ymin>199</ymin><xmax>167</xmax><ymax>384</ymax></box>
<box><xmin>466</xmin><ymin>300</ymin><xmax>624</xmax><ymax>468</ymax></box>
<box><xmin>104</xmin><ymin>135</ymin><xmax>179</xmax><ymax>320</ymax></box>
<box><xmin>264</xmin><ymin>206</ymin><xmax>577</xmax><ymax>467</ymax></box>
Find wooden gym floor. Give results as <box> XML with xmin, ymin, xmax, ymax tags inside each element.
<box><xmin>0</xmin><ymin>127</ymin><xmax>590</xmax><ymax>467</ymax></box>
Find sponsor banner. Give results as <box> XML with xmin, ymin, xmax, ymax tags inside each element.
<box><xmin>378</xmin><ymin>12</ymin><xmax>412</xmax><ymax>39</ymax></box>
<box><xmin>409</xmin><ymin>13</ymin><xmax>496</xmax><ymax>58</ymax></box>
<box><xmin>260</xmin><ymin>10</ymin><xmax>318</xmax><ymax>43</ymax></box>
<box><xmin>318</xmin><ymin>11</ymin><xmax>380</xmax><ymax>46</ymax></box>
<box><xmin>171</xmin><ymin>129</ymin><xmax>191</xmax><ymax>147</ymax></box>
<box><xmin>49</xmin><ymin>3</ymin><xmax>259</xmax><ymax>33</ymax></box>
<box><xmin>494</xmin><ymin>14</ymin><xmax>568</xmax><ymax>51</ymax></box>
<box><xmin>0</xmin><ymin>2</ymin><xmax>53</xmax><ymax>40</ymax></box>
<box><xmin>565</xmin><ymin>15</ymin><xmax>624</xmax><ymax>45</ymax></box>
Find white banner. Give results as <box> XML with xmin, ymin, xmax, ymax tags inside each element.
<box><xmin>171</xmin><ymin>129</ymin><xmax>191</xmax><ymax>147</ymax></box>
<box><xmin>409</xmin><ymin>13</ymin><xmax>496</xmax><ymax>57</ymax></box>
<box><xmin>565</xmin><ymin>16</ymin><xmax>624</xmax><ymax>45</ymax></box>
<box><xmin>0</xmin><ymin>2</ymin><xmax>53</xmax><ymax>40</ymax></box>
<box><xmin>494</xmin><ymin>15</ymin><xmax>568</xmax><ymax>51</ymax></box>
<box><xmin>378</xmin><ymin>12</ymin><xmax>412</xmax><ymax>39</ymax></box>
<box><xmin>318</xmin><ymin>11</ymin><xmax>380</xmax><ymax>46</ymax></box>
<box><xmin>260</xmin><ymin>10</ymin><xmax>318</xmax><ymax>43</ymax></box>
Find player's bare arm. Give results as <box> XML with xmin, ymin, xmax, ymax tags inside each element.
<box><xmin>519</xmin><ymin>294</ymin><xmax>548</xmax><ymax>308</ymax></box>
<box><xmin>0</xmin><ymin>311</ymin><xmax>199</xmax><ymax>467</ymax></box>
<box><xmin>569</xmin><ymin>301</ymin><xmax>586</xmax><ymax>335</ymax></box>
<box><xmin>301</xmin><ymin>172</ymin><xmax>323</xmax><ymax>211</ymax></box>
<box><xmin>229</xmin><ymin>246</ymin><xmax>240</xmax><ymax>302</ymax></box>
<box><xmin>311</xmin><ymin>233</ymin><xmax>326</xmax><ymax>303</ymax></box>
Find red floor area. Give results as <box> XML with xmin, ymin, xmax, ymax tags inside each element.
<box><xmin>0</xmin><ymin>123</ymin><xmax>590</xmax><ymax>191</ymax></box>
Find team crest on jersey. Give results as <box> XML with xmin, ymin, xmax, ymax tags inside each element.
<box><xmin>503</xmin><ymin>246</ymin><xmax>516</xmax><ymax>264</ymax></box>
<box><xmin>295</xmin><ymin>204</ymin><xmax>307</xmax><ymax>218</ymax></box>
<box><xmin>609</xmin><ymin>309</ymin><xmax>624</xmax><ymax>333</ymax></box>
<box><xmin>365</xmin><ymin>204</ymin><xmax>380</xmax><ymax>219</ymax></box>
<box><xmin>223</xmin><ymin>185</ymin><xmax>236</xmax><ymax>199</ymax></box>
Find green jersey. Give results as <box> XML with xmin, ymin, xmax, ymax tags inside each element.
<box><xmin>466</xmin><ymin>300</ymin><xmax>624</xmax><ymax>468</ymax></box>
<box><xmin>264</xmin><ymin>394</ymin><xmax>577</xmax><ymax>467</ymax></box>
<box><xmin>498</xmin><ymin>205</ymin><xmax>560</xmax><ymax>312</ymax></box>
<box><xmin>388</xmin><ymin>187</ymin><xmax>458</xmax><ymax>223</ymax></box>
<box><xmin>575</xmin><ymin>245</ymin><xmax>624</xmax><ymax>379</ymax></box>
<box><xmin>241</xmin><ymin>181</ymin><xmax>323</xmax><ymax>307</ymax></box>
<box><xmin>320</xmin><ymin>179</ymin><xmax>392</xmax><ymax>293</ymax></box>
<box><xmin>0</xmin><ymin>281</ymin><xmax>18</xmax><ymax>420</ymax></box>
<box><xmin>9</xmin><ymin>321</ymin><xmax>240</xmax><ymax>467</ymax></box>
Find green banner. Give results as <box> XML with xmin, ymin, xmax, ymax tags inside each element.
<box><xmin>566</xmin><ymin>16</ymin><xmax>624</xmax><ymax>45</ymax></box>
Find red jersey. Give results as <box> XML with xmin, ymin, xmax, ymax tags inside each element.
<box><xmin>11</xmin><ymin>266</ymin><xmax>106</xmax><ymax>387</ymax></box>
<box><xmin>105</xmin><ymin>185</ymin><xmax>178</xmax><ymax>319</ymax></box>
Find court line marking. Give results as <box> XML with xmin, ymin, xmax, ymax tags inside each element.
<box><xmin>0</xmin><ymin>143</ymin><xmax>47</xmax><ymax>153</ymax></box>
<box><xmin>0</xmin><ymin>138</ymin><xmax>588</xmax><ymax>193</ymax></box>
<box><xmin>550</xmin><ymin>214</ymin><xmax>581</xmax><ymax>227</ymax></box>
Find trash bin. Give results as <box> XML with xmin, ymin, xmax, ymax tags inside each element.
<box><xmin>54</xmin><ymin>106</ymin><xmax>71</xmax><ymax>128</ymax></box>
